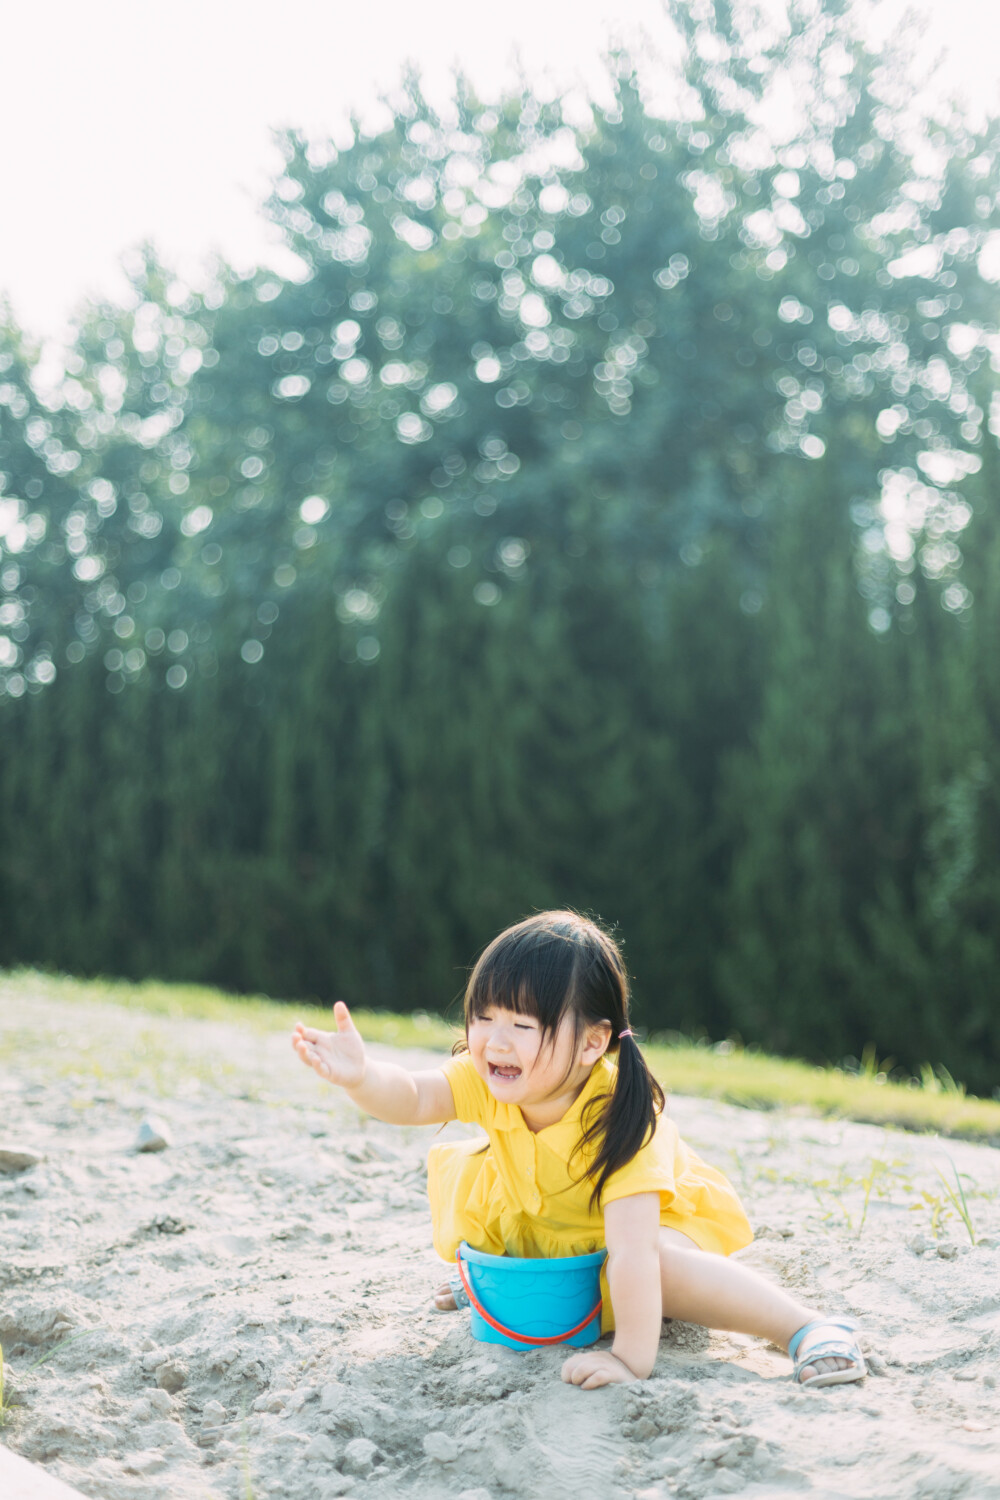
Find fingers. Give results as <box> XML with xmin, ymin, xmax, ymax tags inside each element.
<box><xmin>333</xmin><ymin>1001</ymin><xmax>359</xmax><ymax>1034</ymax></box>
<box><xmin>560</xmin><ymin>1353</ymin><xmax>630</xmax><ymax>1389</ymax></box>
<box><xmin>291</xmin><ymin>1035</ymin><xmax>332</xmax><ymax>1079</ymax></box>
<box><xmin>563</xmin><ymin>1367</ymin><xmax>608</xmax><ymax>1388</ymax></box>
<box><xmin>560</xmin><ymin>1355</ymin><xmax>593</xmax><ymax>1385</ymax></box>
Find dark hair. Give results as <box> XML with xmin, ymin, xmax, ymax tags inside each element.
<box><xmin>458</xmin><ymin>911</ymin><xmax>665</xmax><ymax>1208</ymax></box>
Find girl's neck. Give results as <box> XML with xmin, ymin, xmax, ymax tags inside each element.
<box><xmin>518</xmin><ymin>1059</ymin><xmax>598</xmax><ymax>1133</ymax></box>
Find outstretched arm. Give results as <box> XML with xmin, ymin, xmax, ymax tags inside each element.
<box><xmin>292</xmin><ymin>1001</ymin><xmax>456</xmax><ymax>1126</ymax></box>
<box><xmin>561</xmin><ymin>1192</ymin><xmax>662</xmax><ymax>1388</ymax></box>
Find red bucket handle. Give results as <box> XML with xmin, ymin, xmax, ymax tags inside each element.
<box><xmin>455</xmin><ymin>1247</ymin><xmax>603</xmax><ymax>1348</ymax></box>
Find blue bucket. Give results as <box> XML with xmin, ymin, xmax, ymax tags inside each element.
<box><xmin>456</xmin><ymin>1242</ymin><xmax>607</xmax><ymax>1350</ymax></box>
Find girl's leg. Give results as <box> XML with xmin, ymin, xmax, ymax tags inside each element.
<box><xmin>658</xmin><ymin>1228</ymin><xmax>852</xmax><ymax>1381</ymax></box>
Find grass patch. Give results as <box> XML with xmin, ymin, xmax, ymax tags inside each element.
<box><xmin>641</xmin><ymin>1037</ymin><xmax>1000</xmax><ymax>1144</ymax></box>
<box><xmin>4</xmin><ymin>968</ymin><xmax>1000</xmax><ymax>1145</ymax></box>
<box><xmin>0</xmin><ymin>968</ymin><xmax>452</xmax><ymax>1052</ymax></box>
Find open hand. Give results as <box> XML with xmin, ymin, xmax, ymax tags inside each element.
<box><xmin>292</xmin><ymin>1002</ymin><xmax>366</xmax><ymax>1090</ymax></box>
<box><xmin>560</xmin><ymin>1349</ymin><xmax>639</xmax><ymax>1389</ymax></box>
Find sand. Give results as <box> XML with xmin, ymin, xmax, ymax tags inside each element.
<box><xmin>2</xmin><ymin>986</ymin><xmax>1000</xmax><ymax>1500</ymax></box>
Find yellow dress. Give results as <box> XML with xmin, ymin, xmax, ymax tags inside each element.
<box><xmin>428</xmin><ymin>1053</ymin><xmax>753</xmax><ymax>1332</ymax></box>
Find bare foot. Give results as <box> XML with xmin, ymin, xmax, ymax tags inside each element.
<box><xmin>433</xmin><ymin>1280</ymin><xmax>457</xmax><ymax>1312</ymax></box>
<box><xmin>797</xmin><ymin>1355</ymin><xmax>855</xmax><ymax>1381</ymax></box>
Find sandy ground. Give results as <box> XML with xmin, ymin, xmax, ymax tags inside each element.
<box><xmin>2</xmin><ymin>989</ymin><xmax>1000</xmax><ymax>1500</ymax></box>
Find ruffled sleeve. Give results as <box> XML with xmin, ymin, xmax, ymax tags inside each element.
<box><xmin>599</xmin><ymin>1113</ymin><xmax>688</xmax><ymax>1208</ymax></box>
<box><xmin>440</xmin><ymin>1052</ymin><xmax>492</xmax><ymax>1126</ymax></box>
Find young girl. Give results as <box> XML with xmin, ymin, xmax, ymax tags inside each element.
<box><xmin>292</xmin><ymin>911</ymin><xmax>865</xmax><ymax>1390</ymax></box>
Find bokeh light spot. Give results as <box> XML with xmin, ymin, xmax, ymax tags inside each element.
<box><xmin>181</xmin><ymin>505</ymin><xmax>213</xmax><ymax>536</ymax></box>
<box><xmin>299</xmin><ymin>495</ymin><xmax>330</xmax><ymax>524</ymax></box>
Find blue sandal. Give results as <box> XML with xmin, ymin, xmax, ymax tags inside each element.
<box><xmin>788</xmin><ymin>1318</ymin><xmax>866</xmax><ymax>1388</ymax></box>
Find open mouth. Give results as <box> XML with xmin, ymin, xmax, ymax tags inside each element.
<box><xmin>488</xmin><ymin>1063</ymin><xmax>522</xmax><ymax>1082</ymax></box>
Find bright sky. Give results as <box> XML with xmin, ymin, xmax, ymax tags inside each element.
<box><xmin>4</xmin><ymin>0</ymin><xmax>998</xmax><ymax>339</ymax></box>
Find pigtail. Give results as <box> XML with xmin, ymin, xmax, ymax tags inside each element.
<box><xmin>577</xmin><ymin>1029</ymin><xmax>665</xmax><ymax>1209</ymax></box>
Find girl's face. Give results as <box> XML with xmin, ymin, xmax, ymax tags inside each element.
<box><xmin>467</xmin><ymin>1004</ymin><xmax>610</xmax><ymax>1122</ymax></box>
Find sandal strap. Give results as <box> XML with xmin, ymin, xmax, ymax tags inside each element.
<box><xmin>788</xmin><ymin>1318</ymin><xmax>859</xmax><ymax>1361</ymax></box>
<box><xmin>794</xmin><ymin>1337</ymin><xmax>863</xmax><ymax>1365</ymax></box>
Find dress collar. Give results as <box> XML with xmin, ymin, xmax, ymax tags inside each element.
<box><xmin>490</xmin><ymin>1055</ymin><xmax>616</xmax><ymax>1159</ymax></box>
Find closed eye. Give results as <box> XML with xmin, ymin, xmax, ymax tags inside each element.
<box><xmin>475</xmin><ymin>1012</ymin><xmax>537</xmax><ymax>1031</ymax></box>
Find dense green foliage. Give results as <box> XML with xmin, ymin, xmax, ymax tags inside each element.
<box><xmin>1</xmin><ymin>3</ymin><xmax>998</xmax><ymax>1086</ymax></box>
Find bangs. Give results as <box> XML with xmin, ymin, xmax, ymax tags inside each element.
<box><xmin>465</xmin><ymin>919</ymin><xmax>585</xmax><ymax>1036</ymax></box>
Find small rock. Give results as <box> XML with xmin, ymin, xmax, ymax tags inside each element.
<box><xmin>320</xmin><ymin>1478</ymin><xmax>355</xmax><ymax>1497</ymax></box>
<box><xmin>907</xmin><ymin>1234</ymin><xmax>929</xmax><ymax>1255</ymax></box>
<box><xmin>866</xmin><ymin>1351</ymin><xmax>889</xmax><ymax>1376</ymax></box>
<box><xmin>156</xmin><ymin>1360</ymin><xmax>188</xmax><ymax>1392</ymax></box>
<box><xmin>1</xmin><ymin>1379</ymin><xmax>26</xmax><ymax>1409</ymax></box>
<box><xmin>423</xmin><ymin>1431</ymin><xmax>459</xmax><ymax>1463</ymax></box>
<box><xmin>124</xmin><ymin>1451</ymin><xmax>168</xmax><ymax>1476</ymax></box>
<box><xmin>320</xmin><ymin>1381</ymin><xmax>345</xmax><ymax>1412</ymax></box>
<box><xmin>142</xmin><ymin>1349</ymin><xmax>170</xmax><ymax>1372</ymax></box>
<box><xmin>147</xmin><ymin>1214</ymin><xmax>186</xmax><ymax>1234</ymax></box>
<box><xmin>936</xmin><ymin>1243</ymin><xmax>959</xmax><ymax>1260</ymax></box>
<box><xmin>208</xmin><ymin>1345</ymin><xmax>239</xmax><ymax>1372</ymax></box>
<box><xmin>0</xmin><ymin>1147</ymin><xmax>44</xmax><ymax>1173</ymax></box>
<box><xmin>342</xmin><ymin>1437</ymin><xmax>379</xmax><ymax>1476</ymax></box>
<box><xmin>253</xmin><ymin>1391</ymin><xmax>287</xmax><ymax>1413</ymax></box>
<box><xmin>975</xmin><ymin>1236</ymin><xmax>997</xmax><ymax>1249</ymax></box>
<box><xmin>954</xmin><ymin>1368</ymin><xmax>977</xmax><ymax>1382</ymax></box>
<box><xmin>711</xmin><ymin>1473</ymin><xmax>743</xmax><ymax>1494</ymax></box>
<box><xmin>202</xmin><ymin>1400</ymin><xmax>227</xmax><ymax>1426</ymax></box>
<box><xmin>984</xmin><ymin>1374</ymin><xmax>997</xmax><ymax>1389</ymax></box>
<box><xmin>271</xmin><ymin>1219</ymin><xmax>309</xmax><ymax>1240</ymax></box>
<box><xmin>147</xmin><ymin>1389</ymin><xmax>174</xmax><ymax>1416</ymax></box>
<box><xmin>136</xmin><ymin>1117</ymin><xmax>173</xmax><ymax>1153</ymax></box>
<box><xmin>305</xmin><ymin>1434</ymin><xmax>340</xmax><ymax>1462</ymax></box>
<box><xmin>458</xmin><ymin>1491</ymin><xmax>495</xmax><ymax>1500</ymax></box>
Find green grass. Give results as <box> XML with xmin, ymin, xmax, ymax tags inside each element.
<box><xmin>0</xmin><ymin>967</ymin><xmax>449</xmax><ymax>1050</ymax></box>
<box><xmin>933</xmin><ymin>1155</ymin><xmax>979</xmax><ymax>1243</ymax></box>
<box><xmin>5</xmin><ymin>967</ymin><xmax>1000</xmax><ymax>1145</ymax></box>
<box><xmin>641</xmin><ymin>1037</ymin><xmax>1000</xmax><ymax>1144</ymax></box>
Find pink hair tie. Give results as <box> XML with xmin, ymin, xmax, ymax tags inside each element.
<box><xmin>618</xmin><ymin>1028</ymin><xmax>634</xmax><ymax>1040</ymax></box>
